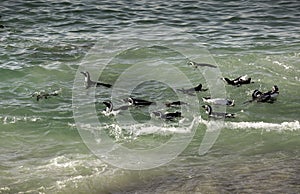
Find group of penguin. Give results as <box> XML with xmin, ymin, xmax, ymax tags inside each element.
<box><xmin>79</xmin><ymin>60</ymin><xmax>279</xmax><ymax>121</ymax></box>
<box><xmin>31</xmin><ymin>61</ymin><xmax>279</xmax><ymax>121</ymax></box>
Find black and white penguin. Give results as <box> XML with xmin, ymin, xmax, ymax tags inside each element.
<box><xmin>102</xmin><ymin>100</ymin><xmax>130</xmax><ymax>116</ymax></box>
<box><xmin>188</xmin><ymin>61</ymin><xmax>217</xmax><ymax>68</ymax></box>
<box><xmin>124</xmin><ymin>97</ymin><xmax>155</xmax><ymax>106</ymax></box>
<box><xmin>80</xmin><ymin>71</ymin><xmax>112</xmax><ymax>89</ymax></box>
<box><xmin>247</xmin><ymin>85</ymin><xmax>279</xmax><ymax>103</ymax></box>
<box><xmin>222</xmin><ymin>75</ymin><xmax>253</xmax><ymax>86</ymax></box>
<box><xmin>202</xmin><ymin>97</ymin><xmax>235</xmax><ymax>106</ymax></box>
<box><xmin>165</xmin><ymin>100</ymin><xmax>188</xmax><ymax>107</ymax></box>
<box><xmin>177</xmin><ymin>83</ymin><xmax>208</xmax><ymax>95</ymax></box>
<box><xmin>152</xmin><ymin>111</ymin><xmax>182</xmax><ymax>121</ymax></box>
<box><xmin>202</xmin><ymin>104</ymin><xmax>235</xmax><ymax>118</ymax></box>
<box><xmin>31</xmin><ymin>88</ymin><xmax>62</xmax><ymax>101</ymax></box>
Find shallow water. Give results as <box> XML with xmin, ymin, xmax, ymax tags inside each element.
<box><xmin>0</xmin><ymin>0</ymin><xmax>300</xmax><ymax>193</ymax></box>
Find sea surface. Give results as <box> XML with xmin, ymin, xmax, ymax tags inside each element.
<box><xmin>0</xmin><ymin>0</ymin><xmax>300</xmax><ymax>193</ymax></box>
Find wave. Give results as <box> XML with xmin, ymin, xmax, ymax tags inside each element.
<box><xmin>74</xmin><ymin>116</ymin><xmax>299</xmax><ymax>141</ymax></box>
<box><xmin>224</xmin><ymin>120</ymin><xmax>300</xmax><ymax>132</ymax></box>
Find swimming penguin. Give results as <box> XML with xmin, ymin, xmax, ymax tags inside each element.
<box><xmin>80</xmin><ymin>71</ymin><xmax>112</xmax><ymax>89</ymax></box>
<box><xmin>152</xmin><ymin>111</ymin><xmax>182</xmax><ymax>121</ymax></box>
<box><xmin>202</xmin><ymin>97</ymin><xmax>235</xmax><ymax>106</ymax></box>
<box><xmin>0</xmin><ymin>16</ymin><xmax>4</xmax><ymax>28</ymax></box>
<box><xmin>202</xmin><ymin>104</ymin><xmax>235</xmax><ymax>118</ymax></box>
<box><xmin>31</xmin><ymin>88</ymin><xmax>62</xmax><ymax>101</ymax></box>
<box><xmin>177</xmin><ymin>83</ymin><xmax>208</xmax><ymax>95</ymax></box>
<box><xmin>165</xmin><ymin>100</ymin><xmax>188</xmax><ymax>107</ymax></box>
<box><xmin>188</xmin><ymin>61</ymin><xmax>217</xmax><ymax>68</ymax></box>
<box><xmin>102</xmin><ymin>100</ymin><xmax>130</xmax><ymax>116</ymax></box>
<box><xmin>245</xmin><ymin>85</ymin><xmax>279</xmax><ymax>104</ymax></box>
<box><xmin>222</xmin><ymin>75</ymin><xmax>253</xmax><ymax>86</ymax></box>
<box><xmin>124</xmin><ymin>97</ymin><xmax>155</xmax><ymax>106</ymax></box>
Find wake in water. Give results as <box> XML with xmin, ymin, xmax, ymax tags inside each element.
<box><xmin>75</xmin><ymin>114</ymin><xmax>299</xmax><ymax>144</ymax></box>
<box><xmin>0</xmin><ymin>115</ymin><xmax>41</xmax><ymax>124</ymax></box>
<box><xmin>224</xmin><ymin>120</ymin><xmax>300</xmax><ymax>132</ymax></box>
<box><xmin>199</xmin><ymin>117</ymin><xmax>300</xmax><ymax>132</ymax></box>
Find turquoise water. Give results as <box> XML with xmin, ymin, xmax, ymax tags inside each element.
<box><xmin>1</xmin><ymin>0</ymin><xmax>300</xmax><ymax>193</ymax></box>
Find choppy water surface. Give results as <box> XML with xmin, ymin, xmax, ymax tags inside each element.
<box><xmin>0</xmin><ymin>0</ymin><xmax>299</xmax><ymax>193</ymax></box>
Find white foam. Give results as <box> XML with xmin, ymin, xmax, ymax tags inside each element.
<box><xmin>224</xmin><ymin>120</ymin><xmax>300</xmax><ymax>132</ymax></box>
<box><xmin>1</xmin><ymin>115</ymin><xmax>41</xmax><ymax>124</ymax></box>
<box><xmin>273</xmin><ymin>61</ymin><xmax>293</xmax><ymax>70</ymax></box>
<box><xmin>102</xmin><ymin>122</ymin><xmax>191</xmax><ymax>140</ymax></box>
<box><xmin>0</xmin><ymin>187</ymin><xmax>10</xmax><ymax>192</ymax></box>
<box><xmin>56</xmin><ymin>175</ymin><xmax>84</xmax><ymax>189</ymax></box>
<box><xmin>197</xmin><ymin>115</ymin><xmax>300</xmax><ymax>132</ymax></box>
<box><xmin>39</xmin><ymin>155</ymin><xmax>108</xmax><ymax>190</ymax></box>
<box><xmin>76</xmin><ymin>117</ymin><xmax>299</xmax><ymax>138</ymax></box>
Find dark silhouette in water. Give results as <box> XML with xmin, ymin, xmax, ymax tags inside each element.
<box><xmin>202</xmin><ymin>104</ymin><xmax>235</xmax><ymax>118</ymax></box>
<box><xmin>0</xmin><ymin>15</ymin><xmax>4</xmax><ymax>28</ymax></box>
<box><xmin>123</xmin><ymin>97</ymin><xmax>155</xmax><ymax>106</ymax></box>
<box><xmin>165</xmin><ymin>100</ymin><xmax>188</xmax><ymax>107</ymax></box>
<box><xmin>244</xmin><ymin>85</ymin><xmax>279</xmax><ymax>104</ymax></box>
<box><xmin>31</xmin><ymin>89</ymin><xmax>61</xmax><ymax>101</ymax></box>
<box><xmin>102</xmin><ymin>100</ymin><xmax>131</xmax><ymax>116</ymax></box>
<box><xmin>152</xmin><ymin>111</ymin><xmax>182</xmax><ymax>121</ymax></box>
<box><xmin>188</xmin><ymin>61</ymin><xmax>217</xmax><ymax>68</ymax></box>
<box><xmin>222</xmin><ymin>75</ymin><xmax>253</xmax><ymax>87</ymax></box>
<box><xmin>177</xmin><ymin>83</ymin><xmax>208</xmax><ymax>96</ymax></box>
<box><xmin>80</xmin><ymin>71</ymin><xmax>112</xmax><ymax>89</ymax></box>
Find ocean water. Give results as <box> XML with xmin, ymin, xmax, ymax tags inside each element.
<box><xmin>0</xmin><ymin>0</ymin><xmax>300</xmax><ymax>193</ymax></box>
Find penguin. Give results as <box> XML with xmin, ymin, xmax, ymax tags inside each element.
<box><xmin>222</xmin><ymin>75</ymin><xmax>253</xmax><ymax>86</ymax></box>
<box><xmin>152</xmin><ymin>111</ymin><xmax>182</xmax><ymax>121</ymax></box>
<box><xmin>188</xmin><ymin>61</ymin><xmax>217</xmax><ymax>68</ymax></box>
<box><xmin>80</xmin><ymin>71</ymin><xmax>112</xmax><ymax>89</ymax></box>
<box><xmin>202</xmin><ymin>104</ymin><xmax>235</xmax><ymax>118</ymax></box>
<box><xmin>202</xmin><ymin>97</ymin><xmax>235</xmax><ymax>106</ymax></box>
<box><xmin>245</xmin><ymin>85</ymin><xmax>279</xmax><ymax>103</ymax></box>
<box><xmin>124</xmin><ymin>97</ymin><xmax>155</xmax><ymax>106</ymax></box>
<box><xmin>102</xmin><ymin>100</ymin><xmax>130</xmax><ymax>116</ymax></box>
<box><xmin>31</xmin><ymin>88</ymin><xmax>62</xmax><ymax>101</ymax></box>
<box><xmin>0</xmin><ymin>15</ymin><xmax>4</xmax><ymax>28</ymax></box>
<box><xmin>177</xmin><ymin>83</ymin><xmax>208</xmax><ymax>95</ymax></box>
<box><xmin>165</xmin><ymin>100</ymin><xmax>188</xmax><ymax>107</ymax></box>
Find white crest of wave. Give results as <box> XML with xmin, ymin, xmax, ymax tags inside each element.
<box><xmin>101</xmin><ymin>116</ymin><xmax>198</xmax><ymax>137</ymax></box>
<box><xmin>224</xmin><ymin>120</ymin><xmax>300</xmax><ymax>131</ymax></box>
<box><xmin>0</xmin><ymin>115</ymin><xmax>41</xmax><ymax>124</ymax></box>
<box><xmin>198</xmin><ymin>116</ymin><xmax>299</xmax><ymax>132</ymax></box>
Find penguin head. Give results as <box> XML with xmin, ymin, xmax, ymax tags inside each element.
<box><xmin>202</xmin><ymin>105</ymin><xmax>212</xmax><ymax>114</ymax></box>
<box><xmin>174</xmin><ymin>111</ymin><xmax>181</xmax><ymax>117</ymax></box>
<box><xmin>272</xmin><ymin>85</ymin><xmax>279</xmax><ymax>92</ymax></box>
<box><xmin>152</xmin><ymin>111</ymin><xmax>163</xmax><ymax>117</ymax></box>
<box><xmin>103</xmin><ymin>100</ymin><xmax>113</xmax><ymax>112</ymax></box>
<box><xmin>252</xmin><ymin>90</ymin><xmax>262</xmax><ymax>98</ymax></box>
<box><xmin>228</xmin><ymin>100</ymin><xmax>235</xmax><ymax>106</ymax></box>
<box><xmin>188</xmin><ymin>61</ymin><xmax>195</xmax><ymax>66</ymax></box>
<box><xmin>194</xmin><ymin>83</ymin><xmax>202</xmax><ymax>90</ymax></box>
<box><xmin>124</xmin><ymin>97</ymin><xmax>134</xmax><ymax>105</ymax></box>
<box><xmin>80</xmin><ymin>71</ymin><xmax>88</xmax><ymax>77</ymax></box>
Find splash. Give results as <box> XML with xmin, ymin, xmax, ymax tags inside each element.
<box><xmin>0</xmin><ymin>115</ymin><xmax>42</xmax><ymax>124</ymax></box>
<box><xmin>224</xmin><ymin>120</ymin><xmax>300</xmax><ymax>132</ymax></box>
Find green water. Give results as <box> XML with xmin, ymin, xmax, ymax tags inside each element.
<box><xmin>0</xmin><ymin>0</ymin><xmax>300</xmax><ymax>193</ymax></box>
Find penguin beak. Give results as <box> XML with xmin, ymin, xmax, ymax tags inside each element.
<box><xmin>80</xmin><ymin>71</ymin><xmax>86</xmax><ymax>76</ymax></box>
